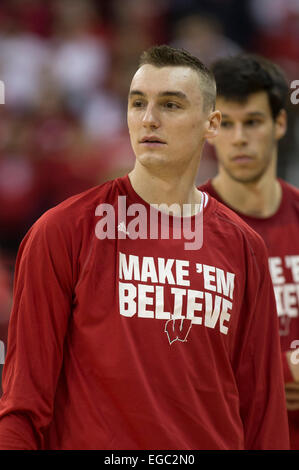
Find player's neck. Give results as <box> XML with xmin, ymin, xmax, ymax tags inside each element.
<box><xmin>212</xmin><ymin>168</ymin><xmax>282</xmax><ymax>218</ymax></box>
<box><xmin>128</xmin><ymin>164</ymin><xmax>202</xmax><ymax>216</ymax></box>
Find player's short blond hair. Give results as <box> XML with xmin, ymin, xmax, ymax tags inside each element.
<box><xmin>139</xmin><ymin>44</ymin><xmax>216</xmax><ymax>112</ymax></box>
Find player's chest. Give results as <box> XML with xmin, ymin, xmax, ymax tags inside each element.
<box><xmin>73</xmin><ymin>236</ymin><xmax>244</xmax><ymax>341</ymax></box>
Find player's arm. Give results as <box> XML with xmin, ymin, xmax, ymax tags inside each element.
<box><xmin>285</xmin><ymin>349</ymin><xmax>299</xmax><ymax>382</ymax></box>
<box><xmin>280</xmin><ymin>339</ymin><xmax>299</xmax><ymax>410</ymax></box>
<box><xmin>233</xmin><ymin>237</ymin><xmax>289</xmax><ymax>450</ymax></box>
<box><xmin>0</xmin><ymin>209</ymin><xmax>74</xmax><ymax>449</ymax></box>
<box><xmin>284</xmin><ymin>349</ymin><xmax>299</xmax><ymax>410</ymax></box>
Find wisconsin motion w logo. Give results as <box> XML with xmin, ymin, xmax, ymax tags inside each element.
<box><xmin>164</xmin><ymin>317</ymin><xmax>193</xmax><ymax>345</ymax></box>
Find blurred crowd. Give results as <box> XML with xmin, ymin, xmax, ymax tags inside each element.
<box><xmin>0</xmin><ymin>0</ymin><xmax>298</xmax><ymax>351</ymax></box>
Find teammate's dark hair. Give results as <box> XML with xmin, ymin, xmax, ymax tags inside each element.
<box><xmin>210</xmin><ymin>54</ymin><xmax>288</xmax><ymax>119</ymax></box>
<box><xmin>139</xmin><ymin>44</ymin><xmax>216</xmax><ymax>111</ymax></box>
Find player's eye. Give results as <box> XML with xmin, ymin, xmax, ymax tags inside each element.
<box><xmin>221</xmin><ymin>121</ymin><xmax>233</xmax><ymax>128</ymax></box>
<box><xmin>132</xmin><ymin>100</ymin><xmax>145</xmax><ymax>108</ymax></box>
<box><xmin>164</xmin><ymin>102</ymin><xmax>180</xmax><ymax>109</ymax></box>
<box><xmin>246</xmin><ymin>119</ymin><xmax>261</xmax><ymax>127</ymax></box>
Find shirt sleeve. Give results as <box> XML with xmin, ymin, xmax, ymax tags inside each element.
<box><xmin>232</xmin><ymin>237</ymin><xmax>290</xmax><ymax>450</ymax></box>
<box><xmin>0</xmin><ymin>210</ymin><xmax>74</xmax><ymax>449</ymax></box>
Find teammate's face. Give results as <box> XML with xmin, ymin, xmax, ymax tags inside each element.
<box><xmin>127</xmin><ymin>64</ymin><xmax>219</xmax><ymax>173</ymax></box>
<box><xmin>210</xmin><ymin>91</ymin><xmax>286</xmax><ymax>183</ymax></box>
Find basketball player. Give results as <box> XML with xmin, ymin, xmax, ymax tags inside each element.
<box><xmin>0</xmin><ymin>46</ymin><xmax>289</xmax><ymax>449</ymax></box>
<box><xmin>199</xmin><ymin>54</ymin><xmax>299</xmax><ymax>448</ymax></box>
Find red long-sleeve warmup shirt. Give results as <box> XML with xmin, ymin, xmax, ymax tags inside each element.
<box><xmin>200</xmin><ymin>178</ymin><xmax>299</xmax><ymax>449</ymax></box>
<box><xmin>0</xmin><ymin>175</ymin><xmax>289</xmax><ymax>449</ymax></box>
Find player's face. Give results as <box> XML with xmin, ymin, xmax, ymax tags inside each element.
<box><xmin>127</xmin><ymin>64</ymin><xmax>218</xmax><ymax>173</ymax></box>
<box><xmin>210</xmin><ymin>91</ymin><xmax>286</xmax><ymax>183</ymax></box>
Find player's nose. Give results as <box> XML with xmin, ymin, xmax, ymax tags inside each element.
<box><xmin>142</xmin><ymin>104</ymin><xmax>160</xmax><ymax>129</ymax></box>
<box><xmin>232</xmin><ymin>123</ymin><xmax>247</xmax><ymax>146</ymax></box>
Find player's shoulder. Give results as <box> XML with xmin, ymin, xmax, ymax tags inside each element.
<box><xmin>206</xmin><ymin>193</ymin><xmax>267</xmax><ymax>257</ymax></box>
<box><xmin>31</xmin><ymin>177</ymin><xmax>123</xmax><ymax>234</ymax></box>
<box><xmin>278</xmin><ymin>179</ymin><xmax>299</xmax><ymax>217</ymax></box>
<box><xmin>279</xmin><ymin>178</ymin><xmax>299</xmax><ymax>199</ymax></box>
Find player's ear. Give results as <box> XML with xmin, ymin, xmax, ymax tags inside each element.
<box><xmin>204</xmin><ymin>110</ymin><xmax>221</xmax><ymax>141</ymax></box>
<box><xmin>274</xmin><ymin>109</ymin><xmax>287</xmax><ymax>141</ymax></box>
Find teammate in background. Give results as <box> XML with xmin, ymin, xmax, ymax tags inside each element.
<box><xmin>199</xmin><ymin>54</ymin><xmax>299</xmax><ymax>449</ymax></box>
<box><xmin>0</xmin><ymin>46</ymin><xmax>289</xmax><ymax>449</ymax></box>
